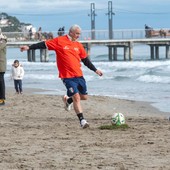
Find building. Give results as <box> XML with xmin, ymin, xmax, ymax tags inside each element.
<box><xmin>0</xmin><ymin>15</ymin><xmax>11</xmax><ymax>27</ymax></box>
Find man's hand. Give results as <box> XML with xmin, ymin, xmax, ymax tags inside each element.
<box><xmin>95</xmin><ymin>69</ymin><xmax>103</xmax><ymax>76</ymax></box>
<box><xmin>20</xmin><ymin>45</ymin><xmax>29</xmax><ymax>52</ymax></box>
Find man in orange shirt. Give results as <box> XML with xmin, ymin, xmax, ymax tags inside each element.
<box><xmin>20</xmin><ymin>24</ymin><xmax>103</xmax><ymax>128</ymax></box>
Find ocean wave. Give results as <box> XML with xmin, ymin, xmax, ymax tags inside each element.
<box><xmin>137</xmin><ymin>75</ymin><xmax>170</xmax><ymax>84</ymax></box>
<box><xmin>114</xmin><ymin>75</ymin><xmax>131</xmax><ymax>81</ymax></box>
<box><xmin>25</xmin><ymin>74</ymin><xmax>58</xmax><ymax>80</ymax></box>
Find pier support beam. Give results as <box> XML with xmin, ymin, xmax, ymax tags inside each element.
<box><xmin>32</xmin><ymin>50</ymin><xmax>36</xmax><ymax>62</ymax></box>
<box><xmin>27</xmin><ymin>49</ymin><xmax>36</xmax><ymax>62</ymax></box>
<box><xmin>124</xmin><ymin>46</ymin><xmax>128</xmax><ymax>60</ymax></box>
<box><xmin>83</xmin><ymin>43</ymin><xmax>91</xmax><ymax>57</ymax></box>
<box><xmin>108</xmin><ymin>46</ymin><xmax>113</xmax><ymax>61</ymax></box>
<box><xmin>155</xmin><ymin>46</ymin><xmax>159</xmax><ymax>59</ymax></box>
<box><xmin>27</xmin><ymin>49</ymin><xmax>49</xmax><ymax>62</ymax></box>
<box><xmin>108</xmin><ymin>46</ymin><xmax>118</xmax><ymax>61</ymax></box>
<box><xmin>150</xmin><ymin>45</ymin><xmax>154</xmax><ymax>60</ymax></box>
<box><xmin>149</xmin><ymin>44</ymin><xmax>170</xmax><ymax>60</ymax></box>
<box><xmin>107</xmin><ymin>44</ymin><xmax>133</xmax><ymax>61</ymax></box>
<box><xmin>166</xmin><ymin>45</ymin><xmax>170</xmax><ymax>59</ymax></box>
<box><xmin>27</xmin><ymin>50</ymin><xmax>33</xmax><ymax>62</ymax></box>
<box><xmin>129</xmin><ymin>42</ymin><xmax>133</xmax><ymax>61</ymax></box>
<box><xmin>113</xmin><ymin>47</ymin><xmax>117</xmax><ymax>60</ymax></box>
<box><xmin>40</xmin><ymin>49</ymin><xmax>49</xmax><ymax>62</ymax></box>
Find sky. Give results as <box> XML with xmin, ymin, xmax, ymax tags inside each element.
<box><xmin>1</xmin><ymin>0</ymin><xmax>170</xmax><ymax>31</ymax></box>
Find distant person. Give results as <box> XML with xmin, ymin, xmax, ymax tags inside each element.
<box><xmin>11</xmin><ymin>60</ymin><xmax>25</xmax><ymax>94</ymax></box>
<box><xmin>61</xmin><ymin>26</ymin><xmax>65</xmax><ymax>35</ymax></box>
<box><xmin>145</xmin><ymin>24</ymin><xmax>149</xmax><ymax>30</ymax></box>
<box><xmin>20</xmin><ymin>24</ymin><xmax>103</xmax><ymax>128</ymax></box>
<box><xmin>37</xmin><ymin>27</ymin><xmax>42</xmax><ymax>40</ymax></box>
<box><xmin>159</xmin><ymin>29</ymin><xmax>166</xmax><ymax>37</ymax></box>
<box><xmin>57</xmin><ymin>27</ymin><xmax>62</xmax><ymax>36</ymax></box>
<box><xmin>29</xmin><ymin>28</ymin><xmax>33</xmax><ymax>40</ymax></box>
<box><xmin>0</xmin><ymin>30</ymin><xmax>7</xmax><ymax>105</ymax></box>
<box><xmin>57</xmin><ymin>26</ymin><xmax>65</xmax><ymax>36</ymax></box>
<box><xmin>48</xmin><ymin>32</ymin><xmax>54</xmax><ymax>39</ymax></box>
<box><xmin>145</xmin><ymin>24</ymin><xmax>153</xmax><ymax>30</ymax></box>
<box><xmin>145</xmin><ymin>24</ymin><xmax>153</xmax><ymax>38</ymax></box>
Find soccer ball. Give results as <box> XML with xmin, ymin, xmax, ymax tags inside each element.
<box><xmin>111</xmin><ymin>113</ymin><xmax>125</xmax><ymax>125</ymax></box>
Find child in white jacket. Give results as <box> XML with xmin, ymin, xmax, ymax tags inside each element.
<box><xmin>11</xmin><ymin>60</ymin><xmax>24</xmax><ymax>94</ymax></box>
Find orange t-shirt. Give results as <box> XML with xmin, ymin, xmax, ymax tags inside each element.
<box><xmin>45</xmin><ymin>35</ymin><xmax>87</xmax><ymax>78</ymax></box>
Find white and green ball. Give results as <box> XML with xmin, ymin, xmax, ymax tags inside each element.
<box><xmin>111</xmin><ymin>113</ymin><xmax>125</xmax><ymax>125</ymax></box>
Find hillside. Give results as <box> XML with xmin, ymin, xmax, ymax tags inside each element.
<box><xmin>0</xmin><ymin>12</ymin><xmax>31</xmax><ymax>32</ymax></box>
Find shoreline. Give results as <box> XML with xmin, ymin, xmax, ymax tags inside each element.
<box><xmin>6</xmin><ymin>86</ymin><xmax>169</xmax><ymax>119</ymax></box>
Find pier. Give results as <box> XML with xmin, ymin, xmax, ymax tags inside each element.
<box><xmin>5</xmin><ymin>29</ymin><xmax>170</xmax><ymax>61</ymax></box>
<box><xmin>81</xmin><ymin>38</ymin><xmax>170</xmax><ymax>61</ymax></box>
<box><xmin>7</xmin><ymin>38</ymin><xmax>170</xmax><ymax>61</ymax></box>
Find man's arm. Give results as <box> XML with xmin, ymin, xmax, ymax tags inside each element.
<box><xmin>81</xmin><ymin>57</ymin><xmax>103</xmax><ymax>76</ymax></box>
<box><xmin>81</xmin><ymin>57</ymin><xmax>97</xmax><ymax>72</ymax></box>
<box><xmin>20</xmin><ymin>41</ymin><xmax>46</xmax><ymax>51</ymax></box>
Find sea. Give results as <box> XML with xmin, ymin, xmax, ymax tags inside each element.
<box><xmin>5</xmin><ymin>45</ymin><xmax>170</xmax><ymax>118</ymax></box>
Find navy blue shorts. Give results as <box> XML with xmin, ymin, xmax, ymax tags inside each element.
<box><xmin>62</xmin><ymin>76</ymin><xmax>88</xmax><ymax>97</ymax></box>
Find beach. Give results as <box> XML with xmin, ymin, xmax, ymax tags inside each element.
<box><xmin>0</xmin><ymin>88</ymin><xmax>169</xmax><ymax>170</ymax></box>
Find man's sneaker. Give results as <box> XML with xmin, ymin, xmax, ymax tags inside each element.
<box><xmin>62</xmin><ymin>95</ymin><xmax>72</xmax><ymax>111</ymax></box>
<box><xmin>80</xmin><ymin>119</ymin><xmax>89</xmax><ymax>129</ymax></box>
<box><xmin>0</xmin><ymin>99</ymin><xmax>5</xmax><ymax>106</ymax></box>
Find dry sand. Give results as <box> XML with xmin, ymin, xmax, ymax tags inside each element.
<box><xmin>0</xmin><ymin>88</ymin><xmax>170</xmax><ymax>170</ymax></box>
